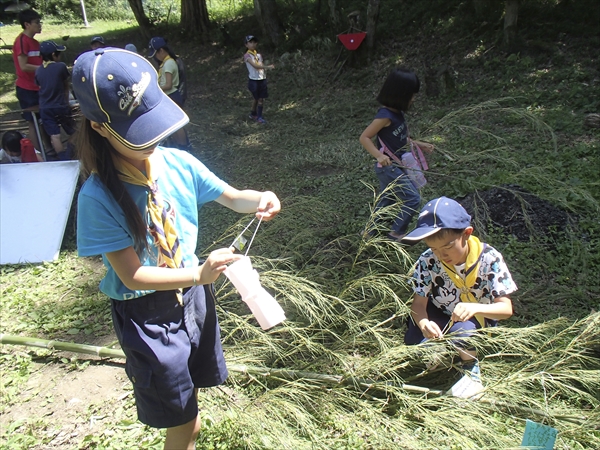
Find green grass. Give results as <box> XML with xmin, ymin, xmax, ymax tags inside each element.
<box><xmin>1</xmin><ymin>13</ymin><xmax>599</xmax><ymax>450</ymax></box>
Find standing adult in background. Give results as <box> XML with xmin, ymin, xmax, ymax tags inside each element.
<box><xmin>12</xmin><ymin>9</ymin><xmax>43</xmax><ymax>153</ymax></box>
<box><xmin>90</xmin><ymin>36</ymin><xmax>106</xmax><ymax>50</ymax></box>
<box><xmin>148</xmin><ymin>36</ymin><xmax>190</xmax><ymax>151</ymax></box>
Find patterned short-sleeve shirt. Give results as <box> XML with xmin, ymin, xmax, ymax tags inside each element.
<box><xmin>411</xmin><ymin>244</ymin><xmax>518</xmax><ymax>316</ymax></box>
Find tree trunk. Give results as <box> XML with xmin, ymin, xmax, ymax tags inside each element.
<box><xmin>254</xmin><ymin>0</ymin><xmax>282</xmax><ymax>47</ymax></box>
<box><xmin>366</xmin><ymin>0</ymin><xmax>380</xmax><ymax>54</ymax></box>
<box><xmin>126</xmin><ymin>0</ymin><xmax>152</xmax><ymax>41</ymax></box>
<box><xmin>181</xmin><ymin>0</ymin><xmax>210</xmax><ymax>42</ymax></box>
<box><xmin>473</xmin><ymin>0</ymin><xmax>494</xmax><ymax>19</ymax></box>
<box><xmin>503</xmin><ymin>0</ymin><xmax>519</xmax><ymax>47</ymax></box>
<box><xmin>328</xmin><ymin>0</ymin><xmax>340</xmax><ymax>28</ymax></box>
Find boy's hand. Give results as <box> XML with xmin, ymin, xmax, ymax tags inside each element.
<box><xmin>256</xmin><ymin>191</ymin><xmax>281</xmax><ymax>221</ymax></box>
<box><xmin>451</xmin><ymin>303</ymin><xmax>480</xmax><ymax>323</ymax></box>
<box><xmin>198</xmin><ymin>248</ymin><xmax>241</xmax><ymax>285</ymax></box>
<box><xmin>420</xmin><ymin>319</ymin><xmax>443</xmax><ymax>339</ymax></box>
<box><xmin>419</xmin><ymin>142</ymin><xmax>435</xmax><ymax>154</ymax></box>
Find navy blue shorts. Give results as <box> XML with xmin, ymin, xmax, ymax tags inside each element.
<box><xmin>168</xmin><ymin>89</ymin><xmax>185</xmax><ymax>108</ymax></box>
<box><xmin>16</xmin><ymin>86</ymin><xmax>39</xmax><ymax>122</ymax></box>
<box><xmin>110</xmin><ymin>284</ymin><xmax>228</xmax><ymax>429</ymax></box>
<box><xmin>248</xmin><ymin>78</ymin><xmax>268</xmax><ymax>100</ymax></box>
<box><xmin>40</xmin><ymin>106</ymin><xmax>76</xmax><ymax>136</ymax></box>
<box><xmin>404</xmin><ymin>300</ymin><xmax>496</xmax><ymax>346</ymax></box>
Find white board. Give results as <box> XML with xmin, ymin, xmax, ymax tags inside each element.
<box><xmin>1</xmin><ymin>161</ymin><xmax>79</xmax><ymax>264</ymax></box>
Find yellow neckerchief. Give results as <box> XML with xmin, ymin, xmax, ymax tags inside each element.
<box><xmin>43</xmin><ymin>61</ymin><xmax>56</xmax><ymax>68</ymax></box>
<box><xmin>246</xmin><ymin>49</ymin><xmax>260</xmax><ymax>64</ymax></box>
<box><xmin>441</xmin><ymin>235</ymin><xmax>487</xmax><ymax>329</ymax></box>
<box><xmin>158</xmin><ymin>54</ymin><xmax>172</xmax><ymax>78</ymax></box>
<box><xmin>111</xmin><ymin>153</ymin><xmax>184</xmax><ymax>304</ymax></box>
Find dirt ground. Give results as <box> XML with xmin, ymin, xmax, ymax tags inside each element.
<box><xmin>1</xmin><ymin>334</ymin><xmax>130</xmax><ymax>449</ymax></box>
<box><xmin>459</xmin><ymin>184</ymin><xmax>573</xmax><ymax>241</ymax></box>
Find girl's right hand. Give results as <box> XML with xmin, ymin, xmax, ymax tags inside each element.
<box><xmin>377</xmin><ymin>154</ymin><xmax>391</xmax><ymax>166</ymax></box>
<box><xmin>198</xmin><ymin>248</ymin><xmax>241</xmax><ymax>285</ymax></box>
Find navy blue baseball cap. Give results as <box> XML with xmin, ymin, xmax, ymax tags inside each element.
<box><xmin>90</xmin><ymin>36</ymin><xmax>105</xmax><ymax>45</ymax></box>
<box><xmin>401</xmin><ymin>197</ymin><xmax>472</xmax><ymax>243</ymax></box>
<box><xmin>40</xmin><ymin>40</ymin><xmax>66</xmax><ymax>56</ymax></box>
<box><xmin>72</xmin><ymin>48</ymin><xmax>188</xmax><ymax>150</ymax></box>
<box><xmin>148</xmin><ymin>36</ymin><xmax>167</xmax><ymax>58</ymax></box>
<box><xmin>244</xmin><ymin>35</ymin><xmax>257</xmax><ymax>44</ymax></box>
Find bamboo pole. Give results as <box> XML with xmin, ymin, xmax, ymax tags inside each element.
<box><xmin>0</xmin><ymin>334</ymin><xmax>590</xmax><ymax>424</ymax></box>
<box><xmin>0</xmin><ymin>334</ymin><xmax>125</xmax><ymax>359</ymax></box>
<box><xmin>0</xmin><ymin>334</ymin><xmax>442</xmax><ymax>396</ymax></box>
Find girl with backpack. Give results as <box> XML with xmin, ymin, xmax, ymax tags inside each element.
<box><xmin>359</xmin><ymin>67</ymin><xmax>435</xmax><ymax>241</ymax></box>
<box><xmin>148</xmin><ymin>36</ymin><xmax>190</xmax><ymax>150</ymax></box>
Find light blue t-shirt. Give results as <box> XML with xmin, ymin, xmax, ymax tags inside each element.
<box><xmin>77</xmin><ymin>147</ymin><xmax>228</xmax><ymax>300</ymax></box>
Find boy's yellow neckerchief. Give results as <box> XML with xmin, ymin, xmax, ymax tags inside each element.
<box><xmin>441</xmin><ymin>235</ymin><xmax>487</xmax><ymax>329</ymax></box>
<box><xmin>43</xmin><ymin>61</ymin><xmax>56</xmax><ymax>68</ymax></box>
<box><xmin>111</xmin><ymin>153</ymin><xmax>184</xmax><ymax>304</ymax></box>
<box><xmin>246</xmin><ymin>49</ymin><xmax>259</xmax><ymax>64</ymax></box>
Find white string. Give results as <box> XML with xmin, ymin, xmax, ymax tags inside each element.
<box><xmin>230</xmin><ymin>217</ymin><xmax>255</xmax><ymax>248</ymax></box>
<box><xmin>244</xmin><ymin>215</ymin><xmax>263</xmax><ymax>256</ymax></box>
<box><xmin>229</xmin><ymin>215</ymin><xmax>263</xmax><ymax>256</ymax></box>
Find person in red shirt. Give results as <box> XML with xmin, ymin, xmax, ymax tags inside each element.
<box><xmin>12</xmin><ymin>9</ymin><xmax>43</xmax><ymax>152</ymax></box>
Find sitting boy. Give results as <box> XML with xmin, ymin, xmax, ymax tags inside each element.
<box><xmin>401</xmin><ymin>197</ymin><xmax>517</xmax><ymax>378</ymax></box>
<box><xmin>35</xmin><ymin>40</ymin><xmax>75</xmax><ymax>160</ymax></box>
<box><xmin>1</xmin><ymin>130</ymin><xmax>42</xmax><ymax>163</ymax></box>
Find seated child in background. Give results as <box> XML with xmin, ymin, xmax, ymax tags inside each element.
<box><xmin>0</xmin><ymin>130</ymin><xmax>42</xmax><ymax>163</ymax></box>
<box><xmin>402</xmin><ymin>197</ymin><xmax>517</xmax><ymax>378</ymax></box>
<box><xmin>35</xmin><ymin>40</ymin><xmax>76</xmax><ymax>160</ymax></box>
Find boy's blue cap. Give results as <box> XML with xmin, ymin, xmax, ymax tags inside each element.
<box><xmin>244</xmin><ymin>35</ymin><xmax>257</xmax><ymax>44</ymax></box>
<box><xmin>72</xmin><ymin>48</ymin><xmax>188</xmax><ymax>150</ymax></box>
<box><xmin>90</xmin><ymin>36</ymin><xmax>105</xmax><ymax>45</ymax></box>
<box><xmin>40</xmin><ymin>40</ymin><xmax>66</xmax><ymax>56</ymax></box>
<box><xmin>401</xmin><ymin>197</ymin><xmax>472</xmax><ymax>243</ymax></box>
<box><xmin>148</xmin><ymin>36</ymin><xmax>167</xmax><ymax>58</ymax></box>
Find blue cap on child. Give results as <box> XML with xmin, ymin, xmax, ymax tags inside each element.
<box><xmin>40</xmin><ymin>40</ymin><xmax>66</xmax><ymax>57</ymax></box>
<box><xmin>244</xmin><ymin>35</ymin><xmax>257</xmax><ymax>44</ymax></box>
<box><xmin>72</xmin><ymin>48</ymin><xmax>188</xmax><ymax>150</ymax></box>
<box><xmin>148</xmin><ymin>37</ymin><xmax>167</xmax><ymax>58</ymax></box>
<box><xmin>401</xmin><ymin>197</ymin><xmax>472</xmax><ymax>243</ymax></box>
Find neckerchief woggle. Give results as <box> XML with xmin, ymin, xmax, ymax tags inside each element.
<box><xmin>441</xmin><ymin>235</ymin><xmax>487</xmax><ymax>330</ymax></box>
<box><xmin>246</xmin><ymin>49</ymin><xmax>260</xmax><ymax>64</ymax></box>
<box><xmin>112</xmin><ymin>153</ymin><xmax>185</xmax><ymax>305</ymax></box>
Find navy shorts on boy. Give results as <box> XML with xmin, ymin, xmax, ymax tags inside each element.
<box><xmin>39</xmin><ymin>106</ymin><xmax>75</xmax><ymax>136</ymax></box>
<box><xmin>111</xmin><ymin>284</ymin><xmax>228</xmax><ymax>428</ymax></box>
<box><xmin>248</xmin><ymin>78</ymin><xmax>268</xmax><ymax>100</ymax></box>
<box><xmin>16</xmin><ymin>86</ymin><xmax>40</xmax><ymax>122</ymax></box>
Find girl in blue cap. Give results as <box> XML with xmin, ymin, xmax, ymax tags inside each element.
<box><xmin>72</xmin><ymin>48</ymin><xmax>280</xmax><ymax>449</ymax></box>
<box><xmin>148</xmin><ymin>36</ymin><xmax>190</xmax><ymax>150</ymax></box>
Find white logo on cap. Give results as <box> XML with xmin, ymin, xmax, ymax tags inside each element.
<box><xmin>117</xmin><ymin>71</ymin><xmax>151</xmax><ymax>116</ymax></box>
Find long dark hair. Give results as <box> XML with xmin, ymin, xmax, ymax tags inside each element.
<box><xmin>154</xmin><ymin>41</ymin><xmax>178</xmax><ymax>64</ymax></box>
<box><xmin>376</xmin><ymin>67</ymin><xmax>420</xmax><ymax>112</ymax></box>
<box><xmin>76</xmin><ymin>118</ymin><xmax>148</xmax><ymax>255</ymax></box>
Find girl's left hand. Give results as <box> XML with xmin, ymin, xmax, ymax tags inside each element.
<box><xmin>199</xmin><ymin>248</ymin><xmax>241</xmax><ymax>284</ymax></box>
<box><xmin>256</xmin><ymin>191</ymin><xmax>281</xmax><ymax>221</ymax></box>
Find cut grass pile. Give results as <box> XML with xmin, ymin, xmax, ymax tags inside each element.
<box><xmin>1</xmin><ymin>16</ymin><xmax>599</xmax><ymax>450</ymax></box>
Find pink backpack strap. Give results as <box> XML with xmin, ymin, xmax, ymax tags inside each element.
<box><xmin>410</xmin><ymin>140</ymin><xmax>429</xmax><ymax>171</ymax></box>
